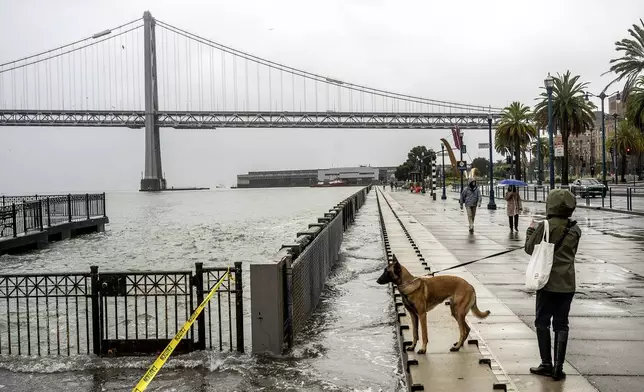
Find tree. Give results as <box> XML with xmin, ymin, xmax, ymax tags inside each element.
<box><xmin>394</xmin><ymin>146</ymin><xmax>436</xmax><ymax>181</ymax></box>
<box><xmin>406</xmin><ymin>146</ymin><xmax>436</xmax><ymax>179</ymax></box>
<box><xmin>530</xmin><ymin>137</ymin><xmax>550</xmax><ymax>160</ymax></box>
<box><xmin>530</xmin><ymin>137</ymin><xmax>550</xmax><ymax>181</ymax></box>
<box><xmin>607</xmin><ymin>121</ymin><xmax>644</xmax><ymax>182</ymax></box>
<box><xmin>494</xmin><ymin>102</ymin><xmax>537</xmax><ymax>181</ymax></box>
<box><xmin>471</xmin><ymin>158</ymin><xmax>490</xmax><ymax>177</ymax></box>
<box><xmin>395</xmin><ymin>162</ymin><xmax>414</xmax><ymax>181</ymax></box>
<box><xmin>534</xmin><ymin>71</ymin><xmax>596</xmax><ymax>185</ymax></box>
<box><xmin>625</xmin><ymin>76</ymin><xmax>644</xmax><ymax>178</ymax></box>
<box><xmin>626</xmin><ymin>76</ymin><xmax>644</xmax><ymax>128</ymax></box>
<box><xmin>605</xmin><ymin>19</ymin><xmax>644</xmax><ymax>101</ymax></box>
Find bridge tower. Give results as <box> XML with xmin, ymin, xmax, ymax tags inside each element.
<box><xmin>140</xmin><ymin>11</ymin><xmax>166</xmax><ymax>191</ymax></box>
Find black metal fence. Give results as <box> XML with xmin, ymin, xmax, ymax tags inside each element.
<box><xmin>451</xmin><ymin>184</ymin><xmax>641</xmax><ymax>212</ymax></box>
<box><xmin>0</xmin><ymin>262</ymin><xmax>243</xmax><ymax>357</ymax></box>
<box><xmin>0</xmin><ymin>193</ymin><xmax>106</xmax><ymax>238</ymax></box>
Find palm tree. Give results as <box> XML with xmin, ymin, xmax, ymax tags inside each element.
<box><xmin>530</xmin><ymin>137</ymin><xmax>550</xmax><ymax>160</ymax></box>
<box><xmin>530</xmin><ymin>137</ymin><xmax>549</xmax><ymax>182</ymax></box>
<box><xmin>605</xmin><ymin>19</ymin><xmax>644</xmax><ymax>101</ymax></box>
<box><xmin>494</xmin><ymin>102</ymin><xmax>536</xmax><ymax>181</ymax></box>
<box><xmin>626</xmin><ymin>76</ymin><xmax>644</xmax><ymax>178</ymax></box>
<box><xmin>626</xmin><ymin>76</ymin><xmax>644</xmax><ymax>128</ymax></box>
<box><xmin>607</xmin><ymin>121</ymin><xmax>644</xmax><ymax>182</ymax></box>
<box><xmin>534</xmin><ymin>71</ymin><xmax>596</xmax><ymax>185</ymax></box>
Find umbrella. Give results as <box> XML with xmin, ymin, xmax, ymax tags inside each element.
<box><xmin>499</xmin><ymin>179</ymin><xmax>528</xmax><ymax>187</ymax></box>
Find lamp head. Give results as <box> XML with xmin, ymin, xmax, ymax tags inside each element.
<box><xmin>544</xmin><ymin>73</ymin><xmax>554</xmax><ymax>89</ymax></box>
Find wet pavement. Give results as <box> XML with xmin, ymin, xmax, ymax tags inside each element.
<box><xmin>385</xmin><ymin>189</ymin><xmax>644</xmax><ymax>392</ymax></box>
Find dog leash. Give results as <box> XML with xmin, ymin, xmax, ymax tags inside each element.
<box><xmin>428</xmin><ymin>220</ymin><xmax>578</xmax><ymax>276</ymax></box>
<box><xmin>428</xmin><ymin>246</ymin><xmax>524</xmax><ymax>276</ymax></box>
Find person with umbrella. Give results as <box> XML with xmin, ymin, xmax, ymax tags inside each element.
<box><xmin>502</xmin><ymin>180</ymin><xmax>524</xmax><ymax>233</ymax></box>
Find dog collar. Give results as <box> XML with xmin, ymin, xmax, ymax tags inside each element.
<box><xmin>398</xmin><ymin>278</ymin><xmax>421</xmax><ymax>295</ymax></box>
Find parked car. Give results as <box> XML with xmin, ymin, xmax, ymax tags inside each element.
<box><xmin>570</xmin><ymin>178</ymin><xmax>607</xmax><ymax>198</ymax></box>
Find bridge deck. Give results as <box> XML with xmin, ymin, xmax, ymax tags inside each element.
<box><xmin>377</xmin><ymin>190</ymin><xmax>598</xmax><ymax>392</ymax></box>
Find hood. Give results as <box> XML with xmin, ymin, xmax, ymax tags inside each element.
<box><xmin>468</xmin><ymin>178</ymin><xmax>477</xmax><ymax>187</ymax></box>
<box><xmin>546</xmin><ymin>189</ymin><xmax>576</xmax><ymax>217</ymax></box>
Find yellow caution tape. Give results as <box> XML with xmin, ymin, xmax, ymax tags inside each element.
<box><xmin>132</xmin><ymin>268</ymin><xmax>234</xmax><ymax>392</ymax></box>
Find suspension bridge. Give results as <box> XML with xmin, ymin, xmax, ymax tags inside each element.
<box><xmin>0</xmin><ymin>11</ymin><xmax>502</xmax><ymax>191</ymax></box>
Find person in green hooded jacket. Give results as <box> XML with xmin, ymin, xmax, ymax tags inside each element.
<box><xmin>524</xmin><ymin>188</ymin><xmax>581</xmax><ymax>381</ymax></box>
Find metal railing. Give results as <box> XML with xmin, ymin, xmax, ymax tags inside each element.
<box><xmin>282</xmin><ymin>186</ymin><xmax>370</xmax><ymax>348</ymax></box>
<box><xmin>0</xmin><ymin>263</ymin><xmax>243</xmax><ymax>357</ymax></box>
<box><xmin>452</xmin><ymin>184</ymin><xmax>641</xmax><ymax>213</ymax></box>
<box><xmin>0</xmin><ymin>193</ymin><xmax>106</xmax><ymax>238</ymax></box>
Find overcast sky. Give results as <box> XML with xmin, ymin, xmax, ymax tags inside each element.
<box><xmin>1</xmin><ymin>0</ymin><xmax>642</xmax><ymax>193</ymax></box>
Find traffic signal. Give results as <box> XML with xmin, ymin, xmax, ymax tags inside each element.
<box><xmin>506</xmin><ymin>156</ymin><xmax>512</xmax><ymax>164</ymax></box>
<box><xmin>626</xmin><ymin>148</ymin><xmax>631</xmax><ymax>156</ymax></box>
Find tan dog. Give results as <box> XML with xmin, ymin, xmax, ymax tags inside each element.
<box><xmin>377</xmin><ymin>255</ymin><xmax>490</xmax><ymax>353</ymax></box>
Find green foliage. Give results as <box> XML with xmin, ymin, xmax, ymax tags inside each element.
<box><xmin>530</xmin><ymin>137</ymin><xmax>549</xmax><ymax>159</ymax></box>
<box><xmin>606</xmin><ymin>19</ymin><xmax>644</xmax><ymax>100</ymax></box>
<box><xmin>471</xmin><ymin>157</ymin><xmax>490</xmax><ymax>176</ymax></box>
<box><xmin>495</xmin><ymin>102</ymin><xmax>537</xmax><ymax>181</ymax></box>
<box><xmin>607</xmin><ymin>121</ymin><xmax>644</xmax><ymax>155</ymax></box>
<box><xmin>534</xmin><ymin>71</ymin><xmax>596</xmax><ymax>185</ymax></box>
<box><xmin>494</xmin><ymin>163</ymin><xmax>509</xmax><ymax>179</ymax></box>
<box><xmin>606</xmin><ymin>121</ymin><xmax>644</xmax><ymax>181</ymax></box>
<box><xmin>394</xmin><ymin>146</ymin><xmax>436</xmax><ymax>181</ymax></box>
<box><xmin>394</xmin><ymin>161</ymin><xmax>415</xmax><ymax>181</ymax></box>
<box><xmin>626</xmin><ymin>76</ymin><xmax>644</xmax><ymax>129</ymax></box>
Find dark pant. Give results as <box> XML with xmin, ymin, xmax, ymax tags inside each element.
<box><xmin>535</xmin><ymin>290</ymin><xmax>574</xmax><ymax>332</ymax></box>
<box><xmin>508</xmin><ymin>214</ymin><xmax>519</xmax><ymax>230</ymax></box>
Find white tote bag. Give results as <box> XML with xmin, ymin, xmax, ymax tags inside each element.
<box><xmin>525</xmin><ymin>220</ymin><xmax>554</xmax><ymax>291</ymax></box>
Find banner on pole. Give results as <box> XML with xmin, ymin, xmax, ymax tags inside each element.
<box><xmin>451</xmin><ymin>127</ymin><xmax>462</xmax><ymax>150</ymax></box>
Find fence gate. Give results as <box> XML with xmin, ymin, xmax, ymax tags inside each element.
<box><xmin>96</xmin><ymin>270</ymin><xmax>195</xmax><ymax>356</ymax></box>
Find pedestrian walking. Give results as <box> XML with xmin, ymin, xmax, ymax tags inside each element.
<box><xmin>504</xmin><ymin>185</ymin><xmax>523</xmax><ymax>232</ymax></box>
<box><xmin>459</xmin><ymin>178</ymin><xmax>482</xmax><ymax>234</ymax></box>
<box><xmin>524</xmin><ymin>189</ymin><xmax>581</xmax><ymax>381</ymax></box>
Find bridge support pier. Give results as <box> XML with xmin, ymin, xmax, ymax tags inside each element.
<box><xmin>140</xmin><ymin>11</ymin><xmax>166</xmax><ymax>192</ymax></box>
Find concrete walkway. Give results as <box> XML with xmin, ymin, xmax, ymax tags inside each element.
<box><xmin>385</xmin><ymin>189</ymin><xmax>644</xmax><ymax>392</ymax></box>
<box><xmin>377</xmin><ymin>191</ymin><xmax>506</xmax><ymax>391</ymax></box>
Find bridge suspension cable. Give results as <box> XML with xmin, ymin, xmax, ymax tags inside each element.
<box><xmin>155</xmin><ymin>19</ymin><xmax>501</xmax><ymax>113</ymax></box>
<box><xmin>0</xmin><ymin>19</ymin><xmax>144</xmax><ymax>112</ymax></box>
<box><xmin>0</xmin><ymin>18</ymin><xmax>142</xmax><ymax>69</ymax></box>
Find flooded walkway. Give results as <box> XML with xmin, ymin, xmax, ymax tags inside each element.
<box><xmin>385</xmin><ymin>189</ymin><xmax>644</xmax><ymax>392</ymax></box>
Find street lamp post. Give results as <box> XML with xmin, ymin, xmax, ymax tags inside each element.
<box><xmin>545</xmin><ymin>73</ymin><xmax>555</xmax><ymax>189</ymax></box>
<box><xmin>537</xmin><ymin>127</ymin><xmax>542</xmax><ymax>186</ymax></box>
<box><xmin>441</xmin><ymin>143</ymin><xmax>447</xmax><ymax>200</ymax></box>
<box><xmin>613</xmin><ymin>112</ymin><xmax>619</xmax><ymax>183</ymax></box>
<box><xmin>586</xmin><ymin>90</ymin><xmax>620</xmax><ymax>207</ymax></box>
<box><xmin>459</xmin><ymin>128</ymin><xmax>464</xmax><ymax>193</ymax></box>
<box><xmin>487</xmin><ymin>113</ymin><xmax>496</xmax><ymax>210</ymax></box>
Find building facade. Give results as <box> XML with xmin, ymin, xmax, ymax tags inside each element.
<box><xmin>236</xmin><ymin>166</ymin><xmax>386</xmax><ymax>188</ymax></box>
<box><xmin>318</xmin><ymin>166</ymin><xmax>380</xmax><ymax>185</ymax></box>
<box><xmin>236</xmin><ymin>169</ymin><xmax>318</xmax><ymax>188</ymax></box>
